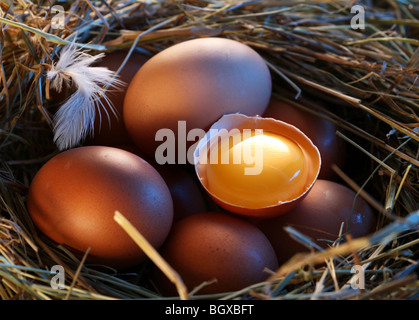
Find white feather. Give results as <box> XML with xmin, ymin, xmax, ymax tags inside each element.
<box><xmin>47</xmin><ymin>43</ymin><xmax>124</xmax><ymax>150</ymax></box>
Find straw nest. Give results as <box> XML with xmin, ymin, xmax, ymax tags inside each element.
<box><xmin>1</xmin><ymin>0</ymin><xmax>418</xmax><ymax>300</ymax></box>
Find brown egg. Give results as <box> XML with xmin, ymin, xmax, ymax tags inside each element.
<box><xmin>123</xmin><ymin>37</ymin><xmax>272</xmax><ymax>160</ymax></box>
<box><xmin>153</xmin><ymin>212</ymin><xmax>278</xmax><ymax>296</ymax></box>
<box><xmin>117</xmin><ymin>144</ymin><xmax>207</xmax><ymax>222</ymax></box>
<box><xmin>251</xmin><ymin>179</ymin><xmax>377</xmax><ymax>265</ymax></box>
<box><xmin>27</xmin><ymin>146</ymin><xmax>173</xmax><ymax>269</ymax></box>
<box><xmin>84</xmin><ymin>51</ymin><xmax>150</xmax><ymax>146</ymax></box>
<box><xmin>154</xmin><ymin>165</ymin><xmax>208</xmax><ymax>222</ymax></box>
<box><xmin>263</xmin><ymin>97</ymin><xmax>345</xmax><ymax>180</ymax></box>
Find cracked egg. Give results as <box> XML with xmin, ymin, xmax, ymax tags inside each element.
<box><xmin>194</xmin><ymin>113</ymin><xmax>321</xmax><ymax>219</ymax></box>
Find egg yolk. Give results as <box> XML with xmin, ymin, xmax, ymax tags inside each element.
<box><xmin>205</xmin><ymin>131</ymin><xmax>308</xmax><ymax>209</ymax></box>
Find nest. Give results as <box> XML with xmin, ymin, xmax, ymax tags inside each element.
<box><xmin>1</xmin><ymin>0</ymin><xmax>418</xmax><ymax>300</ymax></box>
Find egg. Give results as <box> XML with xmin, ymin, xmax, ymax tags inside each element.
<box><xmin>123</xmin><ymin>37</ymin><xmax>272</xmax><ymax>160</ymax></box>
<box><xmin>263</xmin><ymin>97</ymin><xmax>345</xmax><ymax>180</ymax></box>
<box><xmin>155</xmin><ymin>164</ymin><xmax>208</xmax><ymax>222</ymax></box>
<box><xmin>251</xmin><ymin>179</ymin><xmax>377</xmax><ymax>265</ymax></box>
<box><xmin>153</xmin><ymin>212</ymin><xmax>278</xmax><ymax>295</ymax></box>
<box><xmin>84</xmin><ymin>51</ymin><xmax>149</xmax><ymax>146</ymax></box>
<box><xmin>26</xmin><ymin>146</ymin><xmax>173</xmax><ymax>269</ymax></box>
<box><xmin>194</xmin><ymin>113</ymin><xmax>321</xmax><ymax>218</ymax></box>
<box><xmin>117</xmin><ymin>144</ymin><xmax>207</xmax><ymax>222</ymax></box>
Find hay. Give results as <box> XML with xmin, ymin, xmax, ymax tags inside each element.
<box><xmin>0</xmin><ymin>0</ymin><xmax>418</xmax><ymax>300</ymax></box>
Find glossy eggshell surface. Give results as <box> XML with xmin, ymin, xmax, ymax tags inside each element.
<box><xmin>263</xmin><ymin>98</ymin><xmax>345</xmax><ymax>180</ymax></box>
<box><xmin>123</xmin><ymin>37</ymin><xmax>272</xmax><ymax>158</ymax></box>
<box><xmin>252</xmin><ymin>179</ymin><xmax>376</xmax><ymax>265</ymax></box>
<box><xmin>27</xmin><ymin>146</ymin><xmax>173</xmax><ymax>269</ymax></box>
<box><xmin>153</xmin><ymin>212</ymin><xmax>278</xmax><ymax>295</ymax></box>
<box><xmin>155</xmin><ymin>164</ymin><xmax>208</xmax><ymax>222</ymax></box>
<box><xmin>116</xmin><ymin>144</ymin><xmax>207</xmax><ymax>222</ymax></box>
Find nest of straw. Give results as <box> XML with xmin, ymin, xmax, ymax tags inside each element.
<box><xmin>1</xmin><ymin>0</ymin><xmax>418</xmax><ymax>300</ymax></box>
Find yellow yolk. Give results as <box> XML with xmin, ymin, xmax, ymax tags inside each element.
<box><xmin>206</xmin><ymin>131</ymin><xmax>308</xmax><ymax>209</ymax></box>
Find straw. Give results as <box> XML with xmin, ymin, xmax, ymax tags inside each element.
<box><xmin>1</xmin><ymin>0</ymin><xmax>418</xmax><ymax>300</ymax></box>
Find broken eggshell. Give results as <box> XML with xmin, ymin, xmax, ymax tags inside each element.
<box><xmin>194</xmin><ymin>113</ymin><xmax>321</xmax><ymax>219</ymax></box>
